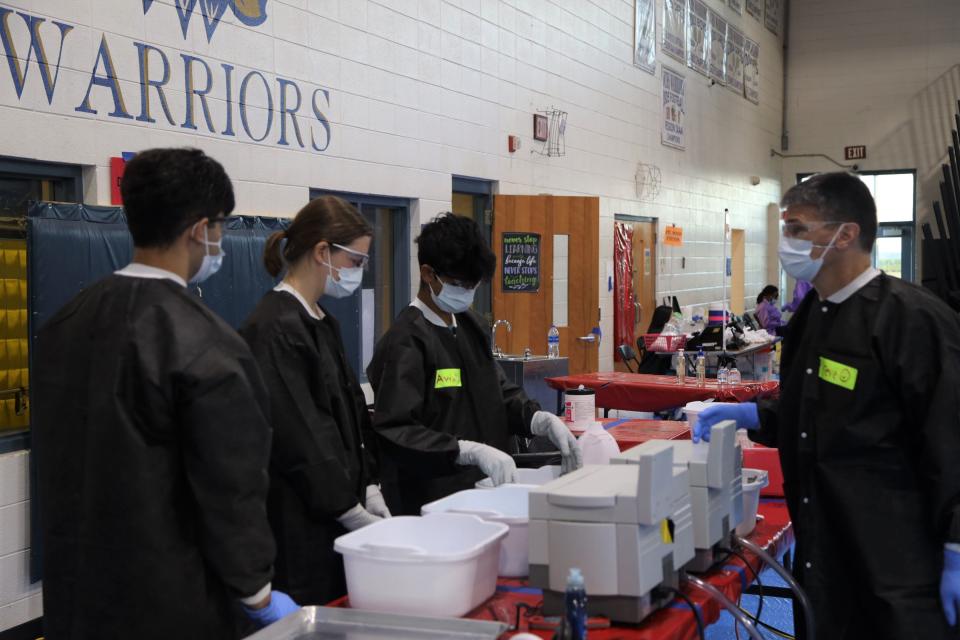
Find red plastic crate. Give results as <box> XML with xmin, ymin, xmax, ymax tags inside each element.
<box><xmin>642</xmin><ymin>333</ymin><xmax>687</xmax><ymax>352</ymax></box>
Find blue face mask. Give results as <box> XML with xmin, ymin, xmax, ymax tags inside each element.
<box><xmin>321</xmin><ymin>259</ymin><xmax>363</xmax><ymax>298</ymax></box>
<box><xmin>431</xmin><ymin>279</ymin><xmax>477</xmax><ymax>314</ymax></box>
<box><xmin>189</xmin><ymin>225</ymin><xmax>225</xmax><ymax>284</ymax></box>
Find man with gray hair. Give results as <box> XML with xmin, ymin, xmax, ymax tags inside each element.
<box><xmin>694</xmin><ymin>172</ymin><xmax>960</xmax><ymax>638</ymax></box>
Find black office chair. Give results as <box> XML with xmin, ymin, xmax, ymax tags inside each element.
<box><xmin>618</xmin><ymin>343</ymin><xmax>641</xmax><ymax>372</ymax></box>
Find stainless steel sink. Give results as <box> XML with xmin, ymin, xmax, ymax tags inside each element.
<box><xmin>494</xmin><ymin>355</ymin><xmax>568</xmax><ymax>412</ymax></box>
<box><xmin>495</xmin><ymin>354</ymin><xmax>554</xmax><ymax>362</ymax></box>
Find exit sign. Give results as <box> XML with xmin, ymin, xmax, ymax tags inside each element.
<box><xmin>845</xmin><ymin>145</ymin><xmax>867</xmax><ymax>160</ymax></box>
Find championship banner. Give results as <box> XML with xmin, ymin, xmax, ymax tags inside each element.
<box><xmin>635</xmin><ymin>0</ymin><xmax>657</xmax><ymax>74</ymax></box>
<box><xmin>661</xmin><ymin>67</ymin><xmax>686</xmax><ymax>150</ymax></box>
<box><xmin>662</xmin><ymin>0</ymin><xmax>686</xmax><ymax>63</ymax></box>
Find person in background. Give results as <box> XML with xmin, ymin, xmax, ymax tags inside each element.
<box><xmin>366</xmin><ymin>213</ymin><xmax>582</xmax><ymax>515</ymax></box>
<box><xmin>33</xmin><ymin>148</ymin><xmax>296</xmax><ymax>640</ymax></box>
<box><xmin>240</xmin><ymin>196</ymin><xmax>388</xmax><ymax>606</ymax></box>
<box><xmin>782</xmin><ymin>278</ymin><xmax>812</xmax><ymax>313</ymax></box>
<box><xmin>693</xmin><ymin>172</ymin><xmax>960</xmax><ymax>639</ymax></box>
<box><xmin>754</xmin><ymin>285</ymin><xmax>783</xmax><ymax>335</ymax></box>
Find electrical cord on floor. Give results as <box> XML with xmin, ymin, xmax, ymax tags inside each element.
<box><xmin>734</xmin><ymin>606</ymin><xmax>796</xmax><ymax>640</ymax></box>
<box><xmin>719</xmin><ymin>545</ymin><xmax>796</xmax><ymax>640</ymax></box>
<box><xmin>655</xmin><ymin>586</ymin><xmax>705</xmax><ymax>640</ymax></box>
<box><xmin>719</xmin><ymin>546</ymin><xmax>764</xmax><ymax>625</ymax></box>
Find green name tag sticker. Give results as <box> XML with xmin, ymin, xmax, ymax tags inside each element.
<box><xmin>434</xmin><ymin>368</ymin><xmax>462</xmax><ymax>389</ymax></box>
<box><xmin>818</xmin><ymin>357</ymin><xmax>858</xmax><ymax>391</ymax></box>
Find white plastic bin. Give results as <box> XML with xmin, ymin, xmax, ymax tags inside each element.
<box><xmin>736</xmin><ymin>468</ymin><xmax>770</xmax><ymax>536</ymax></box>
<box><xmin>334</xmin><ymin>513</ymin><xmax>508</xmax><ymax>618</ymax></box>
<box><xmin>422</xmin><ymin>485</ymin><xmax>531</xmax><ymax>577</ymax></box>
<box><xmin>475</xmin><ymin>465</ymin><xmax>561</xmax><ymax>489</ymax></box>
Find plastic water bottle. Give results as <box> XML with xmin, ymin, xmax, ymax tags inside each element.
<box><xmin>728</xmin><ymin>366</ymin><xmax>741</xmax><ymax>386</ymax></box>
<box><xmin>696</xmin><ymin>349</ymin><xmax>706</xmax><ymax>387</ymax></box>
<box><xmin>718</xmin><ymin>364</ymin><xmax>729</xmax><ymax>388</ymax></box>
<box><xmin>676</xmin><ymin>348</ymin><xmax>686</xmax><ymax>384</ymax></box>
<box><xmin>564</xmin><ymin>568</ymin><xmax>587</xmax><ymax>640</ymax></box>
<box><xmin>548</xmin><ymin>325</ymin><xmax>560</xmax><ymax>358</ymax></box>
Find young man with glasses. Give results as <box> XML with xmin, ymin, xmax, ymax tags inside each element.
<box><xmin>694</xmin><ymin>172</ymin><xmax>960</xmax><ymax>639</ymax></box>
<box><xmin>34</xmin><ymin>148</ymin><xmax>296</xmax><ymax>639</ymax></box>
<box><xmin>366</xmin><ymin>213</ymin><xmax>581</xmax><ymax>514</ymax></box>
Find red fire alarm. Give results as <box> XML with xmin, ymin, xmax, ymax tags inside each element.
<box><xmin>508</xmin><ymin>135</ymin><xmax>521</xmax><ymax>153</ymax></box>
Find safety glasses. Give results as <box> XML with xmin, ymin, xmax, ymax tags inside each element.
<box><xmin>332</xmin><ymin>243</ymin><xmax>370</xmax><ymax>269</ymax></box>
<box><xmin>780</xmin><ymin>220</ymin><xmax>844</xmax><ymax>239</ymax></box>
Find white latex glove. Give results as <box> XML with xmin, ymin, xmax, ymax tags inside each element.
<box><xmin>365</xmin><ymin>484</ymin><xmax>391</xmax><ymax>518</ymax></box>
<box><xmin>457</xmin><ymin>440</ymin><xmax>517</xmax><ymax>486</ymax></box>
<box><xmin>531</xmin><ymin>411</ymin><xmax>584</xmax><ymax>474</ymax></box>
<box><xmin>336</xmin><ymin>504</ymin><xmax>383</xmax><ymax>531</ymax></box>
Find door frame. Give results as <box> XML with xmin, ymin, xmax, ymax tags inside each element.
<box><xmin>453</xmin><ymin>176</ymin><xmax>495</xmax><ymax>322</ymax></box>
<box><xmin>614</xmin><ymin>213</ymin><xmax>658</xmax><ymax>347</ymax></box>
<box><xmin>0</xmin><ymin>157</ymin><xmax>83</xmax><ymax>454</ymax></box>
<box><xmin>308</xmin><ymin>189</ymin><xmax>410</xmax><ymax>380</ymax></box>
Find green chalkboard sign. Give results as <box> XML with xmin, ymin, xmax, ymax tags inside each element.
<box><xmin>502</xmin><ymin>232</ymin><xmax>541</xmax><ymax>292</ymax></box>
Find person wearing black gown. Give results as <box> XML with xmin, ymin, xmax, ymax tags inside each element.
<box><xmin>366</xmin><ymin>213</ymin><xmax>582</xmax><ymax>516</ymax></box>
<box><xmin>240</xmin><ymin>196</ymin><xmax>387</xmax><ymax>606</ymax></box>
<box><xmin>33</xmin><ymin>148</ymin><xmax>296</xmax><ymax>640</ymax></box>
<box><xmin>694</xmin><ymin>172</ymin><xmax>960</xmax><ymax>639</ymax></box>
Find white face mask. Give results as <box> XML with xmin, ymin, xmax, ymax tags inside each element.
<box><xmin>323</xmin><ymin>264</ymin><xmax>363</xmax><ymax>298</ymax></box>
<box><xmin>431</xmin><ymin>280</ymin><xmax>477</xmax><ymax>314</ymax></box>
<box><xmin>778</xmin><ymin>224</ymin><xmax>845</xmax><ymax>282</ymax></box>
<box><xmin>189</xmin><ymin>225</ymin><xmax>225</xmax><ymax>284</ymax></box>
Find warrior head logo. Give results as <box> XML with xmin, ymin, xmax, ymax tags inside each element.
<box><xmin>142</xmin><ymin>0</ymin><xmax>268</xmax><ymax>42</ymax></box>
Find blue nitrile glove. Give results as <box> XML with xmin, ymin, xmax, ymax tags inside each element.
<box><xmin>691</xmin><ymin>402</ymin><xmax>760</xmax><ymax>443</ymax></box>
<box><xmin>244</xmin><ymin>591</ymin><xmax>300</xmax><ymax>627</ymax></box>
<box><xmin>941</xmin><ymin>548</ymin><xmax>960</xmax><ymax>626</ymax></box>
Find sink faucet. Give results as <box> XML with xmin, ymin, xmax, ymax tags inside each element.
<box><xmin>492</xmin><ymin>319</ymin><xmax>512</xmax><ymax>356</ymax></box>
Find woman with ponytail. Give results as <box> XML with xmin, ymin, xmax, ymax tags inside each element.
<box><xmin>239</xmin><ymin>196</ymin><xmax>385</xmax><ymax>606</ymax></box>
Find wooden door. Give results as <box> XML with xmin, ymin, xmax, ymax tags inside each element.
<box><xmin>632</xmin><ymin>221</ymin><xmax>657</xmax><ymax>334</ymax></box>
<box><xmin>730</xmin><ymin>228</ymin><xmax>745</xmax><ymax>314</ymax></box>
<box><xmin>493</xmin><ymin>195</ymin><xmax>600</xmax><ymax>374</ymax></box>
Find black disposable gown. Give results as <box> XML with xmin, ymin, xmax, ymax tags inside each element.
<box><xmin>752</xmin><ymin>273</ymin><xmax>960</xmax><ymax>639</ymax></box>
<box><xmin>33</xmin><ymin>276</ymin><xmax>275</xmax><ymax>640</ymax></box>
<box><xmin>366</xmin><ymin>305</ymin><xmax>540</xmax><ymax>515</ymax></box>
<box><xmin>240</xmin><ymin>291</ymin><xmax>376</xmax><ymax>606</ymax></box>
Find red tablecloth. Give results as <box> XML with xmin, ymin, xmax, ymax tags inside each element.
<box><xmin>546</xmin><ymin>372</ymin><xmax>779</xmax><ymax>412</ymax></box>
<box><xmin>570</xmin><ymin>418</ymin><xmax>692</xmax><ymax>450</ymax></box>
<box><xmin>329</xmin><ymin>501</ymin><xmax>794</xmax><ymax>640</ymax></box>
<box><xmin>743</xmin><ymin>446</ymin><xmax>785</xmax><ymax>498</ymax></box>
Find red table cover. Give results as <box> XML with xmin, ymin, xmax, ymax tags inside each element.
<box><xmin>546</xmin><ymin>372</ymin><xmax>779</xmax><ymax>413</ymax></box>
<box><xmin>329</xmin><ymin>501</ymin><xmax>794</xmax><ymax>640</ymax></box>
<box><xmin>570</xmin><ymin>418</ymin><xmax>692</xmax><ymax>450</ymax></box>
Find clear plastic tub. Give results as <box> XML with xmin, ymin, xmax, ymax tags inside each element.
<box><xmin>334</xmin><ymin>514</ymin><xmax>508</xmax><ymax>617</ymax></box>
<box><xmin>475</xmin><ymin>465</ymin><xmax>561</xmax><ymax>489</ymax></box>
<box><xmin>422</xmin><ymin>485</ymin><xmax>531</xmax><ymax>577</ymax></box>
<box><xmin>736</xmin><ymin>468</ymin><xmax>770</xmax><ymax>536</ymax></box>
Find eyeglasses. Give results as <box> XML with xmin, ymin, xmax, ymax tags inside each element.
<box><xmin>428</xmin><ymin>267</ymin><xmax>477</xmax><ymax>290</ymax></box>
<box><xmin>332</xmin><ymin>243</ymin><xmax>369</xmax><ymax>269</ymax></box>
<box><xmin>780</xmin><ymin>220</ymin><xmax>844</xmax><ymax>238</ymax></box>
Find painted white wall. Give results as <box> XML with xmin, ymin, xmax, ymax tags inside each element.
<box><xmin>0</xmin><ymin>451</ymin><xmax>41</xmax><ymax>630</ymax></box>
<box><xmin>781</xmin><ymin>0</ymin><xmax>960</xmax><ymax>282</ymax></box>
<box><xmin>0</xmin><ymin>0</ymin><xmax>786</xmax><ymax>626</ymax></box>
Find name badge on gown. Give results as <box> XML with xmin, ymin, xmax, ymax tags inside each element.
<box><xmin>434</xmin><ymin>368</ymin><xmax>462</xmax><ymax>389</ymax></box>
<box><xmin>818</xmin><ymin>357</ymin><xmax>858</xmax><ymax>391</ymax></box>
